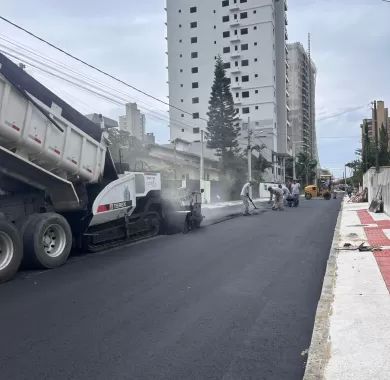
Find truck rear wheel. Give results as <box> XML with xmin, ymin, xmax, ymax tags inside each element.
<box><xmin>0</xmin><ymin>220</ymin><xmax>23</xmax><ymax>283</ymax></box>
<box><xmin>23</xmin><ymin>213</ymin><xmax>72</xmax><ymax>269</ymax></box>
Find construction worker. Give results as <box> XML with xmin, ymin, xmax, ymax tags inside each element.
<box><xmin>241</xmin><ymin>181</ymin><xmax>255</xmax><ymax>215</ymax></box>
<box><xmin>291</xmin><ymin>180</ymin><xmax>301</xmax><ymax>207</ymax></box>
<box><xmin>268</xmin><ymin>186</ymin><xmax>284</xmax><ymax>211</ymax></box>
<box><xmin>279</xmin><ymin>184</ymin><xmax>290</xmax><ymax>206</ymax></box>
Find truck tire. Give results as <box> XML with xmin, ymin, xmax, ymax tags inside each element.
<box><xmin>0</xmin><ymin>220</ymin><xmax>23</xmax><ymax>283</ymax></box>
<box><xmin>23</xmin><ymin>213</ymin><xmax>72</xmax><ymax>269</ymax></box>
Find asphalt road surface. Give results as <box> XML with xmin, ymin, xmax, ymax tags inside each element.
<box><xmin>0</xmin><ymin>198</ymin><xmax>341</xmax><ymax>380</ymax></box>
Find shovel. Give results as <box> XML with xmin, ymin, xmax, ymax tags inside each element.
<box><xmin>248</xmin><ymin>196</ymin><xmax>258</xmax><ymax>210</ymax></box>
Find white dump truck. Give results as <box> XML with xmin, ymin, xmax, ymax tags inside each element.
<box><xmin>0</xmin><ymin>53</ymin><xmax>202</xmax><ymax>283</ymax></box>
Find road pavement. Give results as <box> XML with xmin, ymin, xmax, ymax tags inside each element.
<box><xmin>0</xmin><ymin>198</ymin><xmax>341</xmax><ymax>380</ymax></box>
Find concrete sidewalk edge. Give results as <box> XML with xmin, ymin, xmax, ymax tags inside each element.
<box><xmin>303</xmin><ymin>201</ymin><xmax>343</xmax><ymax>380</ymax></box>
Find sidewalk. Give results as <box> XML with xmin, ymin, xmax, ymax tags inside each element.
<box><xmin>304</xmin><ymin>199</ymin><xmax>390</xmax><ymax>380</ymax></box>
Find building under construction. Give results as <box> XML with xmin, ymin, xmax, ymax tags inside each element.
<box><xmin>287</xmin><ymin>41</ymin><xmax>318</xmax><ymax>162</ymax></box>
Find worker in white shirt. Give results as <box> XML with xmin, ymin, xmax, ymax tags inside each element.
<box><xmin>268</xmin><ymin>186</ymin><xmax>284</xmax><ymax>211</ymax></box>
<box><xmin>279</xmin><ymin>184</ymin><xmax>290</xmax><ymax>206</ymax></box>
<box><xmin>240</xmin><ymin>181</ymin><xmax>254</xmax><ymax>215</ymax></box>
<box><xmin>291</xmin><ymin>180</ymin><xmax>301</xmax><ymax>207</ymax></box>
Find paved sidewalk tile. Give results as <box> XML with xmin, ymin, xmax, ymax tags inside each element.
<box><xmin>323</xmin><ymin>201</ymin><xmax>390</xmax><ymax>380</ymax></box>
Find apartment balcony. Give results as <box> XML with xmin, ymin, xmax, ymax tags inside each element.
<box><xmin>231</xmin><ymin>69</ymin><xmax>242</xmax><ymax>74</ymax></box>
<box><xmin>286</xmin><ymin>89</ymin><xmax>290</xmax><ymax>98</ymax></box>
<box><xmin>284</xmin><ymin>0</ymin><xmax>288</xmax><ymax>11</ymax></box>
<box><xmin>230</xmin><ymin>4</ymin><xmax>239</xmax><ymax>11</ymax></box>
<box><xmin>285</xmin><ymin>30</ymin><xmax>288</xmax><ymax>40</ymax></box>
<box><xmin>231</xmin><ymin>83</ymin><xmax>242</xmax><ymax>90</ymax></box>
<box><xmin>230</xmin><ymin>21</ymin><xmax>240</xmax><ymax>27</ymax></box>
<box><xmin>231</xmin><ymin>53</ymin><xmax>241</xmax><ymax>59</ymax></box>
<box><xmin>230</xmin><ymin>37</ymin><xmax>241</xmax><ymax>43</ymax></box>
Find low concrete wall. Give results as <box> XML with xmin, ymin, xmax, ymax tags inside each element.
<box><xmin>363</xmin><ymin>167</ymin><xmax>390</xmax><ymax>215</ymax></box>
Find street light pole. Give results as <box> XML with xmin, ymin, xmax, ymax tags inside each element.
<box><xmin>200</xmin><ymin>129</ymin><xmax>204</xmax><ymax>183</ymax></box>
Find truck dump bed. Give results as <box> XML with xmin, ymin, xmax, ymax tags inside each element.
<box><xmin>0</xmin><ymin>52</ymin><xmax>117</xmax><ymax>184</ymax></box>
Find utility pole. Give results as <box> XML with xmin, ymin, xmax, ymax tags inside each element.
<box><xmin>247</xmin><ymin>117</ymin><xmax>252</xmax><ymax>183</ymax></box>
<box><xmin>200</xmin><ymin>129</ymin><xmax>204</xmax><ymax>183</ymax></box>
<box><xmin>173</xmin><ymin>138</ymin><xmax>177</xmax><ymax>180</ymax></box>
<box><xmin>374</xmin><ymin>100</ymin><xmax>379</xmax><ymax>172</ymax></box>
<box><xmin>293</xmin><ymin>143</ymin><xmax>296</xmax><ymax>180</ymax></box>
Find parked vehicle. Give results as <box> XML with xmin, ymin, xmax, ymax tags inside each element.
<box><xmin>0</xmin><ymin>53</ymin><xmax>199</xmax><ymax>283</ymax></box>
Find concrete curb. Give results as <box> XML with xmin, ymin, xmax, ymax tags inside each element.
<box><xmin>303</xmin><ymin>201</ymin><xmax>343</xmax><ymax>380</ymax></box>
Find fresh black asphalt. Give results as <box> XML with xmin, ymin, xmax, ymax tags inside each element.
<box><xmin>0</xmin><ymin>198</ymin><xmax>341</xmax><ymax>380</ymax></box>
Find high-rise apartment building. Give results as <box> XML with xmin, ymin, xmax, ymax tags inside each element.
<box><xmin>361</xmin><ymin>100</ymin><xmax>390</xmax><ymax>144</ymax></box>
<box><xmin>119</xmin><ymin>102</ymin><xmax>145</xmax><ymax>141</ymax></box>
<box><xmin>287</xmin><ymin>42</ymin><xmax>317</xmax><ymax>161</ymax></box>
<box><xmin>166</xmin><ymin>0</ymin><xmax>290</xmax><ymax>181</ymax></box>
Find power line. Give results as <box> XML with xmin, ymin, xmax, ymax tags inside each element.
<box><xmin>0</xmin><ymin>15</ymin><xmax>208</xmax><ymax>123</ymax></box>
<box><xmin>0</xmin><ymin>47</ymin><xmax>202</xmax><ymax>134</ymax></box>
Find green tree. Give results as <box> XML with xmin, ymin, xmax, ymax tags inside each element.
<box><xmin>296</xmin><ymin>151</ymin><xmax>317</xmax><ymax>186</ymax></box>
<box><xmin>207</xmin><ymin>56</ymin><xmax>240</xmax><ymax>171</ymax></box>
<box><xmin>378</xmin><ymin>124</ymin><xmax>390</xmax><ymax>166</ymax></box>
<box><xmin>361</xmin><ymin>121</ymin><xmax>376</xmax><ymax>171</ymax></box>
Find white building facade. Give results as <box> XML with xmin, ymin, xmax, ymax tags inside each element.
<box><xmin>119</xmin><ymin>102</ymin><xmax>145</xmax><ymax>142</ymax></box>
<box><xmin>166</xmin><ymin>0</ymin><xmax>290</xmax><ymax>182</ymax></box>
<box><xmin>287</xmin><ymin>42</ymin><xmax>318</xmax><ymax>162</ymax></box>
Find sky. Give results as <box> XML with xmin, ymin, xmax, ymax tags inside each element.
<box><xmin>0</xmin><ymin>0</ymin><xmax>389</xmax><ymax>178</ymax></box>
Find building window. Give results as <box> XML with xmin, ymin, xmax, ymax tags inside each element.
<box><xmin>191</xmin><ymin>51</ymin><xmax>198</xmax><ymax>58</ymax></box>
<box><xmin>255</xmin><ymin>106</ymin><xmax>259</xmax><ymax>110</ymax></box>
<box><xmin>253</xmin><ymin>10</ymin><xmax>257</xmax><ymax>14</ymax></box>
<box><xmin>192</xmin><ymin>67</ymin><xmax>198</xmax><ymax>73</ymax></box>
<box><xmin>240</xmin><ymin>28</ymin><xmax>248</xmax><ymax>35</ymax></box>
<box><xmin>179</xmin><ymin>24</ymin><xmax>182</xmax><ymax>28</ymax></box>
<box><xmin>235</xmin><ymin>61</ymin><xmax>239</xmax><ymax>67</ymax></box>
<box><xmin>193</xmin><ymin>127</ymin><xmax>200</xmax><ymax>134</ymax></box>
<box><xmin>192</xmin><ymin>82</ymin><xmax>199</xmax><ymax>88</ymax></box>
<box><xmin>192</xmin><ymin>97</ymin><xmax>199</xmax><ymax>104</ymax></box>
<box><xmin>243</xmin><ymin>107</ymin><xmax>250</xmax><ymax>114</ymax></box>
<box><xmin>179</xmin><ymin>9</ymin><xmax>181</xmax><ymax>13</ymax></box>
<box><xmin>179</xmin><ymin>39</ymin><xmax>182</xmax><ymax>43</ymax></box>
<box><xmin>223</xmin><ymin>46</ymin><xmax>230</xmax><ymax>53</ymax></box>
<box><xmin>180</xmin><ymin>69</ymin><xmax>183</xmax><ymax>72</ymax></box>
<box><xmin>254</xmin><ymin>42</ymin><xmax>258</xmax><ymax>46</ymax></box>
<box><xmin>190</xmin><ymin>6</ymin><xmax>197</xmax><ymax>13</ymax></box>
<box><xmin>234</xmin><ymin>14</ymin><xmax>238</xmax><ymax>20</ymax></box>
<box><xmin>190</xmin><ymin>21</ymin><xmax>197</xmax><ymax>28</ymax></box>
<box><xmin>242</xmin><ymin>75</ymin><xmax>249</xmax><ymax>82</ymax></box>
<box><xmin>235</xmin><ymin>45</ymin><xmax>239</xmax><ymax>51</ymax></box>
<box><xmin>222</xmin><ymin>15</ymin><xmax>229</xmax><ymax>22</ymax></box>
<box><xmin>223</xmin><ymin>62</ymin><xmax>231</xmax><ymax>69</ymax></box>
<box><xmin>255</xmin><ymin>74</ymin><xmax>258</xmax><ymax>78</ymax></box>
<box><xmin>223</xmin><ymin>31</ymin><xmax>230</xmax><ymax>38</ymax></box>
<box><xmin>235</xmin><ymin>76</ymin><xmax>239</xmax><ymax>82</ymax></box>
<box><xmin>222</xmin><ymin>0</ymin><xmax>229</xmax><ymax>6</ymax></box>
<box><xmin>254</xmin><ymin>26</ymin><xmax>257</xmax><ymax>30</ymax></box>
<box><xmin>181</xmin><ymin>128</ymin><xmax>185</xmax><ymax>132</ymax></box>
<box><xmin>180</xmin><ymin>84</ymin><xmax>183</xmax><ymax>87</ymax></box>
<box><xmin>236</xmin><ymin>93</ymin><xmax>239</xmax><ymax>98</ymax></box>
<box><xmin>193</xmin><ymin>113</ymin><xmax>199</xmax><ymax>119</ymax></box>
<box><xmin>254</xmin><ymin>58</ymin><xmax>258</xmax><ymax>62</ymax></box>
<box><xmin>234</xmin><ymin>29</ymin><xmax>238</xmax><ymax>35</ymax></box>
<box><xmin>241</xmin><ymin>59</ymin><xmax>249</xmax><ymax>66</ymax></box>
<box><xmin>240</xmin><ymin>0</ymin><xmax>247</xmax><ymax>3</ymax></box>
<box><xmin>240</xmin><ymin>12</ymin><xmax>248</xmax><ymax>19</ymax></box>
<box><xmin>191</xmin><ymin>37</ymin><xmax>198</xmax><ymax>43</ymax></box>
<box><xmin>181</xmin><ymin>99</ymin><xmax>184</xmax><ymax>102</ymax></box>
<box><xmin>242</xmin><ymin>91</ymin><xmax>249</xmax><ymax>98</ymax></box>
<box><xmin>255</xmin><ymin>90</ymin><xmax>259</xmax><ymax>94</ymax></box>
<box><xmin>241</xmin><ymin>43</ymin><xmax>248</xmax><ymax>51</ymax></box>
<box><xmin>181</xmin><ymin>114</ymin><xmax>184</xmax><ymax>118</ymax></box>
